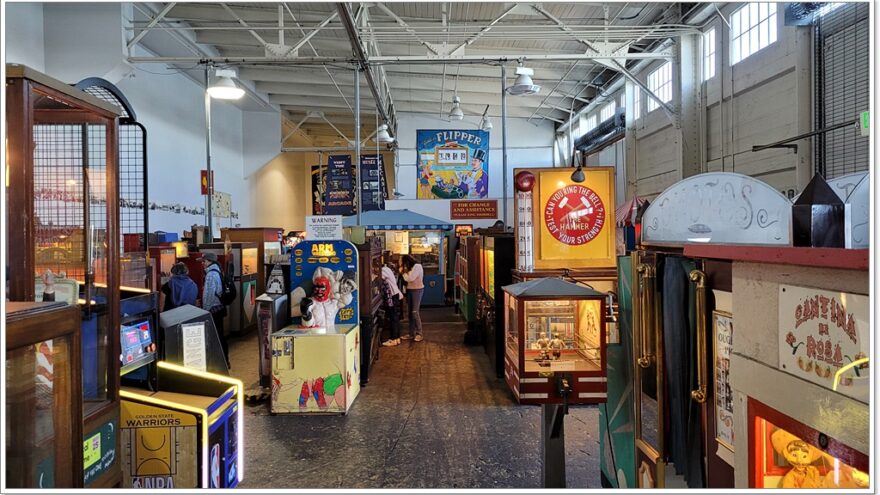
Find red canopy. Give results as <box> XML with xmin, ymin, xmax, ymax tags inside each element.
<box><xmin>616</xmin><ymin>196</ymin><xmax>647</xmax><ymax>227</ymax></box>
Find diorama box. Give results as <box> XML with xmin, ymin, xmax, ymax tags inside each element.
<box><xmin>502</xmin><ymin>278</ymin><xmax>607</xmax><ymax>405</ymax></box>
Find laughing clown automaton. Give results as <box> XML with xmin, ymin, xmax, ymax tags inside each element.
<box><xmin>288</xmin><ymin>240</ymin><xmax>360</xmax><ymax>328</ymax></box>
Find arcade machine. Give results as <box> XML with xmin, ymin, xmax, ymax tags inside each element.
<box><xmin>457</xmin><ymin>235</ymin><xmax>481</xmax><ymax>337</ymax></box>
<box><xmin>200</xmin><ymin>241</ymin><xmax>260</xmax><ymax>336</ymax></box>
<box><xmin>6</xmin><ymin>302</ymin><xmax>84</xmax><ymax>488</ymax></box>
<box><xmin>270</xmin><ymin>240</ymin><xmax>361</xmax><ymax>414</ymax></box>
<box><xmin>624</xmin><ymin>172</ymin><xmax>797</xmax><ymax>489</ymax></box>
<box><xmin>119</xmin><ymin>304</ymin><xmax>243</xmax><ymax>489</ymax></box>
<box><xmin>682</xmin><ymin>174</ymin><xmax>869</xmax><ymax>489</ymax></box>
<box><xmin>220</xmin><ymin>227</ymin><xmax>284</xmax><ymax>296</ymax></box>
<box><xmin>477</xmin><ymin>230</ymin><xmax>514</xmax><ymax>377</ymax></box>
<box><xmin>255</xmin><ymin>264</ymin><xmax>290</xmax><ymax>396</ymax></box>
<box><xmin>357</xmin><ymin>236</ymin><xmax>384</xmax><ymax>385</ymax></box>
<box><xmin>501</xmin><ymin>278</ymin><xmax>608</xmax><ymax>404</ymax></box>
<box><xmin>6</xmin><ymin>65</ymin><xmax>124</xmax><ymax>488</ymax></box>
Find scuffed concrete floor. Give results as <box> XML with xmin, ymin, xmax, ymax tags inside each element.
<box><xmin>227</xmin><ymin>306</ymin><xmax>601</xmax><ymax>489</ymax></box>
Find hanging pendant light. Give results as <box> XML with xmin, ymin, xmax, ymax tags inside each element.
<box><xmin>449</xmin><ymin>95</ymin><xmax>464</xmax><ymax>121</ymax></box>
<box><xmin>479</xmin><ymin>105</ymin><xmax>493</xmax><ymax>131</ymax></box>
<box><xmin>375</xmin><ymin>124</ymin><xmax>395</xmax><ymax>144</ymax></box>
<box><xmin>506</xmin><ymin>65</ymin><xmax>541</xmax><ymax>96</ymax></box>
<box><xmin>571</xmin><ymin>164</ymin><xmax>585</xmax><ymax>183</ymax></box>
<box><xmin>207</xmin><ymin>69</ymin><xmax>245</xmax><ymax>100</ymax></box>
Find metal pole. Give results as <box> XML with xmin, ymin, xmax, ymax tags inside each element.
<box><xmin>501</xmin><ymin>64</ymin><xmax>509</xmax><ymax>228</ymax></box>
<box><xmin>355</xmin><ymin>67</ymin><xmax>362</xmax><ymax>226</ymax></box>
<box><xmin>204</xmin><ymin>66</ymin><xmax>214</xmax><ymax>238</ymax></box>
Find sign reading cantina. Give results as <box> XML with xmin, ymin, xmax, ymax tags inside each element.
<box><xmin>778</xmin><ymin>284</ymin><xmax>869</xmax><ymax>403</ymax></box>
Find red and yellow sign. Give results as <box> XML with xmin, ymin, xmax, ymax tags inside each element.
<box><xmin>451</xmin><ymin>200</ymin><xmax>498</xmax><ymax>220</ymax></box>
<box><xmin>527</xmin><ymin>168</ymin><xmax>616</xmax><ymax>269</ymax></box>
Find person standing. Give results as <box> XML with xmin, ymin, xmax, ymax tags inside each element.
<box><xmin>199</xmin><ymin>252</ymin><xmax>230</xmax><ymax>368</ymax></box>
<box><xmin>160</xmin><ymin>262</ymin><xmax>198</xmax><ymax>311</ymax></box>
<box><xmin>380</xmin><ymin>262</ymin><xmax>403</xmax><ymax>347</ymax></box>
<box><xmin>401</xmin><ymin>255</ymin><xmax>424</xmax><ymax>342</ymax></box>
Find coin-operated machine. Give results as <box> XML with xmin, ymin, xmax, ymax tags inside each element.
<box><xmin>119</xmin><ymin>304</ymin><xmax>243</xmax><ymax>489</ymax></box>
<box><xmin>199</xmin><ymin>241</ymin><xmax>260</xmax><ymax>336</ymax></box>
<box><xmin>255</xmin><ymin>263</ymin><xmax>290</xmax><ymax>393</ymax></box>
<box><xmin>501</xmin><ymin>278</ymin><xmax>607</xmax><ymax>405</ymax></box>
<box><xmin>270</xmin><ymin>240</ymin><xmax>361</xmax><ymax>414</ymax></box>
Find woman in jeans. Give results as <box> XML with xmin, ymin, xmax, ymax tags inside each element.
<box><xmin>380</xmin><ymin>262</ymin><xmax>403</xmax><ymax>346</ymax></box>
<box><xmin>400</xmin><ymin>255</ymin><xmax>424</xmax><ymax>342</ymax></box>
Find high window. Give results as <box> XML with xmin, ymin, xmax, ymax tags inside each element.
<box><xmin>704</xmin><ymin>28</ymin><xmax>716</xmax><ymax>80</ymax></box>
<box><xmin>583</xmin><ymin>114</ymin><xmax>597</xmax><ymax>134</ymax></box>
<box><xmin>633</xmin><ymin>87</ymin><xmax>641</xmax><ymax>119</ymax></box>
<box><xmin>647</xmin><ymin>62</ymin><xmax>672</xmax><ymax>112</ymax></box>
<box><xmin>731</xmin><ymin>3</ymin><xmax>777</xmax><ymax>65</ymax></box>
<box><xmin>600</xmin><ymin>101</ymin><xmax>616</xmax><ymax>121</ymax></box>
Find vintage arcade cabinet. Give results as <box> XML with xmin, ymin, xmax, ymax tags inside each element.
<box><xmin>220</xmin><ymin>227</ymin><xmax>284</xmax><ymax>296</ymax></box>
<box><xmin>477</xmin><ymin>230</ymin><xmax>515</xmax><ymax>377</ymax></box>
<box><xmin>6</xmin><ymin>65</ymin><xmax>124</xmax><ymax>488</ymax></box>
<box><xmin>200</xmin><ymin>241</ymin><xmax>260</xmax><ymax>336</ymax></box>
<box><xmin>119</xmin><ymin>305</ymin><xmax>243</xmax><ymax>489</ymax></box>
<box><xmin>628</xmin><ymin>172</ymin><xmax>795</xmax><ymax>489</ymax></box>
<box><xmin>270</xmin><ymin>240</ymin><xmax>361</xmax><ymax>414</ymax></box>
<box><xmin>501</xmin><ymin>278</ymin><xmax>607</xmax><ymax>404</ymax></box>
<box><xmin>457</xmin><ymin>235</ymin><xmax>482</xmax><ymax>333</ymax></box>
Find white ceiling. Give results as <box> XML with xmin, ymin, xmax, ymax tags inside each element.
<box><xmin>131</xmin><ymin>2</ymin><xmax>680</xmax><ymax>146</ymax></box>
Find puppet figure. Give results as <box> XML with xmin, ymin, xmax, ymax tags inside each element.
<box><xmin>549</xmin><ymin>331</ymin><xmax>565</xmax><ymax>360</ymax></box>
<box><xmin>771</xmin><ymin>429</ymin><xmax>822</xmax><ymax>489</ymax></box>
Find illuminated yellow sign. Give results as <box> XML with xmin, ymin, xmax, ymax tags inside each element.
<box><xmin>83</xmin><ymin>432</ymin><xmax>101</xmax><ymax>469</ymax></box>
<box><xmin>311</xmin><ymin>243</ymin><xmax>337</xmax><ymax>257</ymax></box>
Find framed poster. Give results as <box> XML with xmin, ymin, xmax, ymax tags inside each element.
<box><xmin>778</xmin><ymin>285</ymin><xmax>869</xmax><ymax>403</ymax></box>
<box><xmin>324</xmin><ymin>155</ymin><xmax>355</xmax><ymax>216</ymax></box>
<box><xmin>713</xmin><ymin>310</ymin><xmax>734</xmax><ymax>450</ymax></box>
<box><xmin>359</xmin><ymin>154</ymin><xmax>387</xmax><ymax>211</ymax></box>
<box><xmin>417</xmin><ymin>130</ymin><xmax>489</xmax><ymax>199</ymax></box>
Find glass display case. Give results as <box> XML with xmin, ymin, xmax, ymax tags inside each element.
<box><xmin>220</xmin><ymin>227</ymin><xmax>284</xmax><ymax>297</ymax></box>
<box><xmin>6</xmin><ymin>302</ymin><xmax>84</xmax><ymax>488</ymax></box>
<box><xmin>371</xmin><ymin>228</ymin><xmax>447</xmax><ymax>306</ymax></box>
<box><xmin>502</xmin><ymin>278</ymin><xmax>608</xmax><ymax>405</ymax></box>
<box><xmin>749</xmin><ymin>398</ymin><xmax>869</xmax><ymax>489</ymax></box>
<box><xmin>478</xmin><ymin>232</ymin><xmax>515</xmax><ymax>378</ymax></box>
<box><xmin>6</xmin><ymin>65</ymin><xmax>123</xmax><ymax>488</ymax></box>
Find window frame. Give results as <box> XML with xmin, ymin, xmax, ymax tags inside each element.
<box><xmin>646</xmin><ymin>62</ymin><xmax>672</xmax><ymax>113</ymax></box>
<box><xmin>600</xmin><ymin>101</ymin><xmax>616</xmax><ymax>122</ymax></box>
<box><xmin>703</xmin><ymin>27</ymin><xmax>717</xmax><ymax>81</ymax></box>
<box><xmin>730</xmin><ymin>2</ymin><xmax>777</xmax><ymax>65</ymax></box>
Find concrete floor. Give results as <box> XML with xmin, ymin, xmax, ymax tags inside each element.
<box><xmin>228</xmin><ymin>306</ymin><xmax>601</xmax><ymax>489</ymax></box>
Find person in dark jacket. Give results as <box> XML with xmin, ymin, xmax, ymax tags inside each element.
<box><xmin>199</xmin><ymin>252</ymin><xmax>229</xmax><ymax>368</ymax></box>
<box><xmin>160</xmin><ymin>262</ymin><xmax>198</xmax><ymax>312</ymax></box>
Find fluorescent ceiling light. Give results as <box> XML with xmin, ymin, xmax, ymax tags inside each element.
<box><xmin>506</xmin><ymin>66</ymin><xmax>541</xmax><ymax>96</ymax></box>
<box><xmin>449</xmin><ymin>95</ymin><xmax>464</xmax><ymax>120</ymax></box>
<box><xmin>207</xmin><ymin>69</ymin><xmax>245</xmax><ymax>100</ymax></box>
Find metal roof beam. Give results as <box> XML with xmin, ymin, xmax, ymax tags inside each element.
<box><xmin>221</xmin><ymin>3</ymin><xmax>271</xmax><ymax>50</ymax></box>
<box><xmin>127</xmin><ymin>2</ymin><xmax>176</xmax><ymax>52</ymax></box>
<box><xmin>447</xmin><ymin>3</ymin><xmax>518</xmax><ymax>55</ymax></box>
<box><xmin>373</xmin><ymin>3</ymin><xmax>439</xmax><ymax>55</ymax></box>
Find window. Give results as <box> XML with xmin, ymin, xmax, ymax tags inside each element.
<box><xmin>703</xmin><ymin>28</ymin><xmax>716</xmax><ymax>80</ymax></box>
<box><xmin>583</xmin><ymin>115</ymin><xmax>597</xmax><ymax>134</ymax></box>
<box><xmin>600</xmin><ymin>101</ymin><xmax>616</xmax><ymax>122</ymax></box>
<box><xmin>633</xmin><ymin>87</ymin><xmax>641</xmax><ymax>119</ymax></box>
<box><xmin>731</xmin><ymin>3</ymin><xmax>777</xmax><ymax>65</ymax></box>
<box><xmin>647</xmin><ymin>62</ymin><xmax>672</xmax><ymax>112</ymax></box>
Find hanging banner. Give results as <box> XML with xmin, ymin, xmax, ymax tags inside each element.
<box><xmin>778</xmin><ymin>284</ymin><xmax>869</xmax><ymax>403</ymax></box>
<box><xmin>359</xmin><ymin>154</ymin><xmax>387</xmax><ymax>211</ymax></box>
<box><xmin>200</xmin><ymin>170</ymin><xmax>214</xmax><ymax>195</ymax></box>
<box><xmin>310</xmin><ymin>165</ymin><xmax>326</xmax><ymax>215</ymax></box>
<box><xmin>323</xmin><ymin>155</ymin><xmax>355</xmax><ymax>216</ymax></box>
<box><xmin>417</xmin><ymin>130</ymin><xmax>489</xmax><ymax>199</ymax></box>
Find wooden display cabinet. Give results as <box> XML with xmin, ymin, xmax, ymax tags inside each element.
<box><xmin>6</xmin><ymin>302</ymin><xmax>84</xmax><ymax>488</ymax></box>
<box><xmin>357</xmin><ymin>235</ymin><xmax>383</xmax><ymax>385</ymax></box>
<box><xmin>502</xmin><ymin>278</ymin><xmax>607</xmax><ymax>405</ymax></box>
<box><xmin>478</xmin><ymin>232</ymin><xmax>514</xmax><ymax>378</ymax></box>
<box><xmin>6</xmin><ymin>64</ymin><xmax>123</xmax><ymax>488</ymax></box>
<box><xmin>220</xmin><ymin>227</ymin><xmax>283</xmax><ymax>296</ymax></box>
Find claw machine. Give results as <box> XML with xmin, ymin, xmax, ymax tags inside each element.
<box><xmin>199</xmin><ymin>241</ymin><xmax>260</xmax><ymax>336</ymax></box>
<box><xmin>6</xmin><ymin>65</ymin><xmax>124</xmax><ymax>488</ymax></box>
<box><xmin>271</xmin><ymin>240</ymin><xmax>361</xmax><ymax>414</ymax></box>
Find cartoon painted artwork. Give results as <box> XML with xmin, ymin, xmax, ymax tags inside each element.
<box><xmin>121</xmin><ymin>400</ymin><xmax>198</xmax><ymax>488</ymax></box>
<box><xmin>289</xmin><ymin>241</ymin><xmax>359</xmax><ymax>327</ymax></box>
<box><xmin>269</xmin><ymin>326</ymin><xmax>360</xmax><ymax>414</ymax></box>
<box><xmin>417</xmin><ymin>130</ymin><xmax>489</xmax><ymax>199</ymax></box>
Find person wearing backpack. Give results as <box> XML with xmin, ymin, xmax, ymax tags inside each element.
<box><xmin>199</xmin><ymin>252</ymin><xmax>230</xmax><ymax>368</ymax></box>
<box><xmin>160</xmin><ymin>262</ymin><xmax>198</xmax><ymax>312</ymax></box>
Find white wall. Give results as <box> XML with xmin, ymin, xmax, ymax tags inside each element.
<box><xmin>4</xmin><ymin>3</ymin><xmax>45</xmax><ymax>71</ymax></box>
<box><xmin>4</xmin><ymin>2</ymin><xmax>278</xmax><ymax>238</ymax></box>
<box><xmin>386</xmin><ymin>111</ymin><xmax>555</xmax><ymax>228</ymax></box>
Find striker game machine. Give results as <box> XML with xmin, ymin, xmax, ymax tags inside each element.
<box><xmin>118</xmin><ymin>301</ymin><xmax>244</xmax><ymax>489</ymax></box>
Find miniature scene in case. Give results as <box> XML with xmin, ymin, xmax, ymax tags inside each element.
<box><xmin>522</xmin><ymin>299</ymin><xmax>603</xmax><ymax>373</ymax></box>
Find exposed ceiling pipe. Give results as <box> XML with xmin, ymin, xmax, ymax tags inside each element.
<box><xmin>337</xmin><ymin>2</ymin><xmax>393</xmax><ymax>128</ymax></box>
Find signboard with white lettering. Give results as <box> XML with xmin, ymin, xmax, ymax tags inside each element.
<box><xmin>778</xmin><ymin>284</ymin><xmax>869</xmax><ymax>403</ymax></box>
<box><xmin>305</xmin><ymin>215</ymin><xmax>343</xmax><ymax>241</ymax></box>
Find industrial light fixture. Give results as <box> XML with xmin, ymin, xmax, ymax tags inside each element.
<box><xmin>449</xmin><ymin>95</ymin><xmax>464</xmax><ymax>121</ymax></box>
<box><xmin>479</xmin><ymin>105</ymin><xmax>493</xmax><ymax>131</ymax></box>
<box><xmin>506</xmin><ymin>64</ymin><xmax>541</xmax><ymax>96</ymax></box>
<box><xmin>571</xmin><ymin>165</ymin><xmax>585</xmax><ymax>183</ymax></box>
<box><xmin>375</xmin><ymin>124</ymin><xmax>395</xmax><ymax>144</ymax></box>
<box><xmin>207</xmin><ymin>69</ymin><xmax>245</xmax><ymax>100</ymax></box>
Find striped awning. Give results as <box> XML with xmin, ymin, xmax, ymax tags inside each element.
<box><xmin>616</xmin><ymin>196</ymin><xmax>647</xmax><ymax>227</ymax></box>
<box><xmin>342</xmin><ymin>209</ymin><xmax>453</xmax><ymax>231</ymax></box>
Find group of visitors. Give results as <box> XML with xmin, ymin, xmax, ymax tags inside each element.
<box><xmin>159</xmin><ymin>252</ymin><xmax>230</xmax><ymax>367</ymax></box>
<box><xmin>379</xmin><ymin>255</ymin><xmax>424</xmax><ymax>347</ymax></box>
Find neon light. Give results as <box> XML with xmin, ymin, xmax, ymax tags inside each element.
<box><xmin>157</xmin><ymin>361</ymin><xmax>245</xmax><ymax>482</ymax></box>
<box><xmin>120</xmin><ymin>389</ymin><xmax>210</xmax><ymax>488</ymax></box>
<box><xmin>832</xmin><ymin>357</ymin><xmax>869</xmax><ymax>391</ymax></box>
